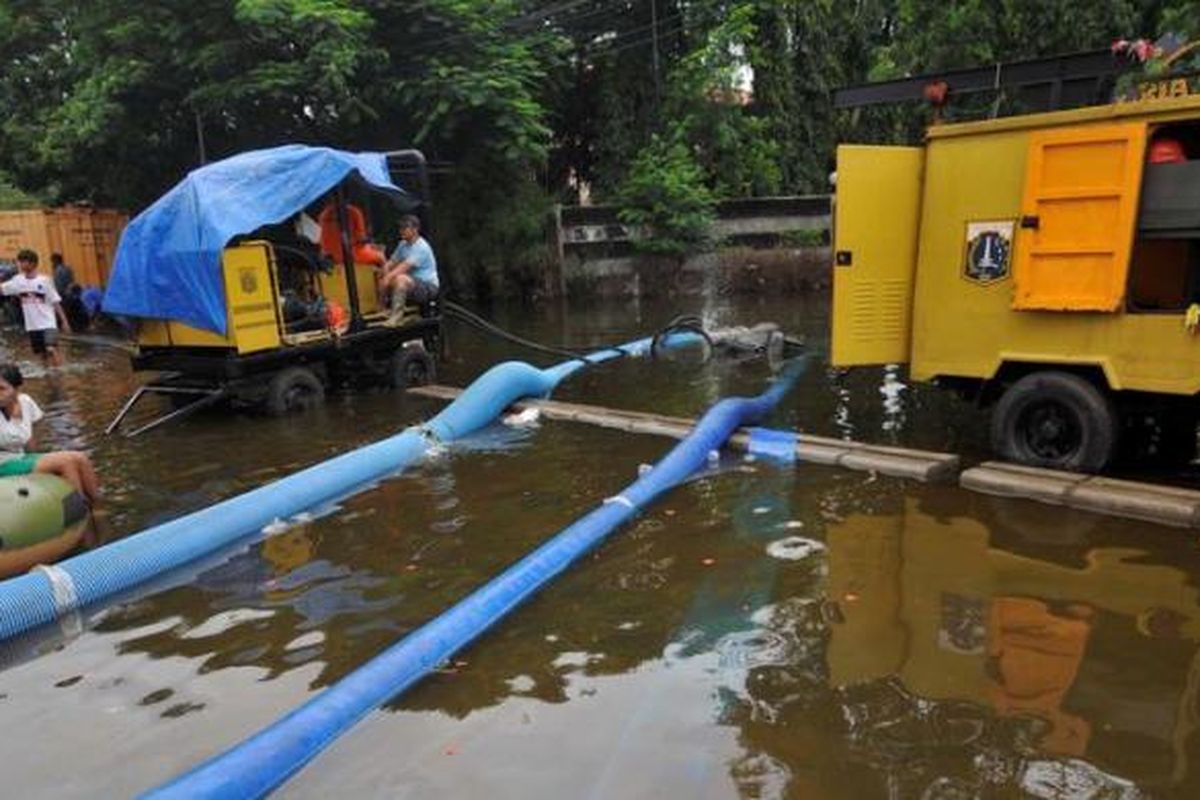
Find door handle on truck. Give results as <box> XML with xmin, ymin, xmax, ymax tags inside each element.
<box><xmin>1020</xmin><ymin>215</ymin><xmax>1040</xmax><ymax>230</ymax></box>
<box><xmin>835</xmin><ymin>250</ymin><xmax>853</xmax><ymax>266</ymax></box>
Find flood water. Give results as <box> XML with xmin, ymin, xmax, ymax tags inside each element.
<box><xmin>1</xmin><ymin>293</ymin><xmax>1199</xmax><ymax>799</ymax></box>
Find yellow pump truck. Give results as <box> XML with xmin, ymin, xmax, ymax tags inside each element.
<box><xmin>105</xmin><ymin>147</ymin><xmax>440</xmax><ymax>436</ymax></box>
<box><xmin>832</xmin><ymin>51</ymin><xmax>1200</xmax><ymax>471</ymax></box>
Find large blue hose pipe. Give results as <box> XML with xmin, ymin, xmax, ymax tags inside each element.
<box><xmin>0</xmin><ymin>332</ymin><xmax>699</xmax><ymax>642</ymax></box>
<box><xmin>147</xmin><ymin>357</ymin><xmax>807</xmax><ymax>799</ymax></box>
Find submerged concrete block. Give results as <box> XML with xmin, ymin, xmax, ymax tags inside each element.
<box><xmin>962</xmin><ymin>461</ymin><xmax>1200</xmax><ymax>528</ymax></box>
<box><xmin>1070</xmin><ymin>478</ymin><xmax>1200</xmax><ymax>528</ymax></box>
<box><xmin>837</xmin><ymin>450</ymin><xmax>955</xmax><ymax>483</ymax></box>
<box><xmin>961</xmin><ymin>462</ymin><xmax>1085</xmax><ymax>506</ymax></box>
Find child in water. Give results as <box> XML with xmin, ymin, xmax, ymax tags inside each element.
<box><xmin>0</xmin><ymin>363</ymin><xmax>100</xmax><ymax>504</ymax></box>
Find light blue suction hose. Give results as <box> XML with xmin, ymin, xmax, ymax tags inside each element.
<box><xmin>147</xmin><ymin>357</ymin><xmax>807</xmax><ymax>799</ymax></box>
<box><xmin>0</xmin><ymin>333</ymin><xmax>698</xmax><ymax>641</ymax></box>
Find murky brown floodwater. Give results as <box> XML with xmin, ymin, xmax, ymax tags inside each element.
<box><xmin>0</xmin><ymin>293</ymin><xmax>1198</xmax><ymax>799</ymax></box>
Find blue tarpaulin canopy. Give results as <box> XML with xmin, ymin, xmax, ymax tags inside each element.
<box><xmin>104</xmin><ymin>144</ymin><xmax>410</xmax><ymax>334</ymax></box>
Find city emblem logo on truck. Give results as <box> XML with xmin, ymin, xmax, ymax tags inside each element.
<box><xmin>963</xmin><ymin>220</ymin><xmax>1014</xmax><ymax>284</ymax></box>
<box><xmin>239</xmin><ymin>267</ymin><xmax>259</xmax><ymax>294</ymax></box>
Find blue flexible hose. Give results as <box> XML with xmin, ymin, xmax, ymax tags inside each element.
<box><xmin>146</xmin><ymin>357</ymin><xmax>807</xmax><ymax>799</ymax></box>
<box><xmin>0</xmin><ymin>332</ymin><xmax>699</xmax><ymax>642</ymax></box>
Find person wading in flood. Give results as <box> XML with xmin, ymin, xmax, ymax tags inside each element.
<box><xmin>1</xmin><ymin>249</ymin><xmax>71</xmax><ymax>366</ymax></box>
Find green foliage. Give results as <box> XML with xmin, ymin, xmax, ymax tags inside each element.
<box><xmin>2</xmin><ymin>0</ymin><xmax>1197</xmax><ymax>295</ymax></box>
<box><xmin>434</xmin><ymin>159</ymin><xmax>559</xmax><ymax>299</ymax></box>
<box><xmin>0</xmin><ymin>171</ymin><xmax>43</xmax><ymax>210</ymax></box>
<box><xmin>874</xmin><ymin>0</ymin><xmax>1137</xmax><ymax>76</ymax></box>
<box><xmin>661</xmin><ymin>3</ymin><xmax>781</xmax><ymax>197</ymax></box>
<box><xmin>780</xmin><ymin>228</ymin><xmax>826</xmax><ymax>248</ymax></box>
<box><xmin>616</xmin><ymin>137</ymin><xmax>716</xmax><ymax>259</ymax></box>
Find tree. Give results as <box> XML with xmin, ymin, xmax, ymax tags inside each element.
<box><xmin>617</xmin><ymin>136</ymin><xmax>716</xmax><ymax>259</ymax></box>
<box><xmin>0</xmin><ymin>170</ymin><xmax>42</xmax><ymax>210</ymax></box>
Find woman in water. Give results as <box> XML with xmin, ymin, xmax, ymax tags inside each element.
<box><xmin>0</xmin><ymin>363</ymin><xmax>100</xmax><ymax>504</ymax></box>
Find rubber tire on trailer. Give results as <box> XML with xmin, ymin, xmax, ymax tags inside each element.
<box><xmin>388</xmin><ymin>347</ymin><xmax>435</xmax><ymax>390</ymax></box>
<box><xmin>990</xmin><ymin>371</ymin><xmax>1117</xmax><ymax>472</ymax></box>
<box><xmin>264</xmin><ymin>367</ymin><xmax>325</xmax><ymax>417</ymax></box>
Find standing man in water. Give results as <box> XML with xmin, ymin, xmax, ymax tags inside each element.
<box><xmin>51</xmin><ymin>252</ymin><xmax>75</xmax><ymax>297</ymax></box>
<box><xmin>2</xmin><ymin>249</ymin><xmax>71</xmax><ymax>366</ymax></box>
<box><xmin>377</xmin><ymin>215</ymin><xmax>439</xmax><ymax>326</ymax></box>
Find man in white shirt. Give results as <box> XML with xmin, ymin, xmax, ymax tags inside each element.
<box><xmin>2</xmin><ymin>249</ymin><xmax>71</xmax><ymax>366</ymax></box>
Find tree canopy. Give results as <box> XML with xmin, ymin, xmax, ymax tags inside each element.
<box><xmin>0</xmin><ymin>0</ymin><xmax>1193</xmax><ymax>294</ymax></box>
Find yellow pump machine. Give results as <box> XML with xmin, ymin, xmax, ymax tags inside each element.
<box><xmin>833</xmin><ymin>51</ymin><xmax>1200</xmax><ymax>471</ymax></box>
<box><xmin>106</xmin><ymin>149</ymin><xmax>440</xmax><ymax>437</ymax></box>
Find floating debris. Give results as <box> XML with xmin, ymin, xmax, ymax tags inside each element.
<box><xmin>765</xmin><ymin>536</ymin><xmax>825</xmax><ymax>561</ymax></box>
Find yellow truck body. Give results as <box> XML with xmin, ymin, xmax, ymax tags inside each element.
<box><xmin>136</xmin><ymin>244</ymin><xmax>385</xmax><ymax>354</ymax></box>
<box><xmin>833</xmin><ymin>94</ymin><xmax>1200</xmax><ymax>469</ymax></box>
<box><xmin>137</xmin><ymin>242</ymin><xmax>283</xmax><ymax>354</ymax></box>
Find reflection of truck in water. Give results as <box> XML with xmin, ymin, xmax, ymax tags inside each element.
<box><xmin>832</xmin><ymin>79</ymin><xmax>1200</xmax><ymax>471</ymax></box>
<box><xmin>824</xmin><ymin>497</ymin><xmax>1200</xmax><ymax>794</ymax></box>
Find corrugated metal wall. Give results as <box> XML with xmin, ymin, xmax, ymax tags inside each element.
<box><xmin>0</xmin><ymin>208</ymin><xmax>128</xmax><ymax>286</ymax></box>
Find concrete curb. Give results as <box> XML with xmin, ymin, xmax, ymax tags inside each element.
<box><xmin>410</xmin><ymin>385</ymin><xmax>1200</xmax><ymax>527</ymax></box>
<box><xmin>409</xmin><ymin>385</ymin><xmax>960</xmax><ymax>484</ymax></box>
<box><xmin>961</xmin><ymin>461</ymin><xmax>1200</xmax><ymax>528</ymax></box>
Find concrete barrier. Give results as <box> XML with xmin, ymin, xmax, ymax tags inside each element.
<box><xmin>410</xmin><ymin>386</ymin><xmax>1200</xmax><ymax>526</ymax></box>
<box><xmin>408</xmin><ymin>385</ymin><xmax>960</xmax><ymax>483</ymax></box>
<box><xmin>961</xmin><ymin>461</ymin><xmax>1200</xmax><ymax>528</ymax></box>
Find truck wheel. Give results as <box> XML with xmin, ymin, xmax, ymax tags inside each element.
<box><xmin>389</xmin><ymin>346</ymin><xmax>435</xmax><ymax>390</ymax></box>
<box><xmin>990</xmin><ymin>371</ymin><xmax>1116</xmax><ymax>472</ymax></box>
<box><xmin>265</xmin><ymin>367</ymin><xmax>325</xmax><ymax>416</ymax></box>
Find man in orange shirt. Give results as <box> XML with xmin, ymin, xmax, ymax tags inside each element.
<box><xmin>317</xmin><ymin>199</ymin><xmax>386</xmax><ymax>267</ymax></box>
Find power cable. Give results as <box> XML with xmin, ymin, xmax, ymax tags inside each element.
<box><xmin>442</xmin><ymin>300</ymin><xmax>712</xmax><ymax>367</ymax></box>
<box><xmin>443</xmin><ymin>300</ymin><xmax>589</xmax><ymax>362</ymax></box>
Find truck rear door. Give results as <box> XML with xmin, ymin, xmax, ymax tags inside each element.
<box><xmin>1013</xmin><ymin>122</ymin><xmax>1146</xmax><ymax>311</ymax></box>
<box><xmin>831</xmin><ymin>145</ymin><xmax>924</xmax><ymax>367</ymax></box>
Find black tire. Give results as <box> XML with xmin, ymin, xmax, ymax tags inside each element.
<box><xmin>264</xmin><ymin>367</ymin><xmax>325</xmax><ymax>416</ymax></box>
<box><xmin>990</xmin><ymin>371</ymin><xmax>1116</xmax><ymax>472</ymax></box>
<box><xmin>388</xmin><ymin>346</ymin><xmax>435</xmax><ymax>390</ymax></box>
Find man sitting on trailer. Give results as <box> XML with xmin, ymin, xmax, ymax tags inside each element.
<box><xmin>377</xmin><ymin>214</ymin><xmax>439</xmax><ymax>326</ymax></box>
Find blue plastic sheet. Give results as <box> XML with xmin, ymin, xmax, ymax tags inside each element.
<box><xmin>103</xmin><ymin>145</ymin><xmax>409</xmax><ymax>334</ymax></box>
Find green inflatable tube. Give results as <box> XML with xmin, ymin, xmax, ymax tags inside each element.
<box><xmin>0</xmin><ymin>475</ymin><xmax>91</xmax><ymax>579</ymax></box>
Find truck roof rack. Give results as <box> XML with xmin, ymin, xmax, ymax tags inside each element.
<box><xmin>834</xmin><ymin>48</ymin><xmax>1133</xmax><ymax>114</ymax></box>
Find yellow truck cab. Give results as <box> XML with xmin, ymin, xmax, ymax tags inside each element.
<box><xmin>833</xmin><ymin>91</ymin><xmax>1200</xmax><ymax>471</ymax></box>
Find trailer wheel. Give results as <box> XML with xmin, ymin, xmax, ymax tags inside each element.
<box><xmin>990</xmin><ymin>371</ymin><xmax>1116</xmax><ymax>472</ymax></box>
<box><xmin>265</xmin><ymin>367</ymin><xmax>325</xmax><ymax>416</ymax></box>
<box><xmin>388</xmin><ymin>346</ymin><xmax>435</xmax><ymax>390</ymax></box>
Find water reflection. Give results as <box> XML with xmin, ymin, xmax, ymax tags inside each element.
<box><xmin>733</xmin><ymin>490</ymin><xmax>1200</xmax><ymax>798</ymax></box>
<box><xmin>2</xmin><ymin>297</ymin><xmax>1198</xmax><ymax>798</ymax></box>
